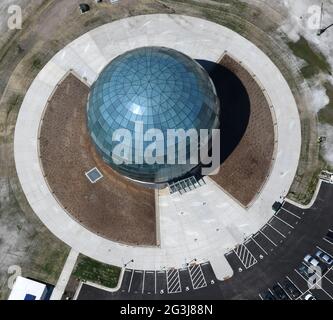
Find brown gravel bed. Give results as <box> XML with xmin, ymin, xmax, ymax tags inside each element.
<box><xmin>39</xmin><ymin>73</ymin><xmax>156</xmax><ymax>246</ymax></box>
<box><xmin>210</xmin><ymin>55</ymin><xmax>276</xmax><ymax>207</ymax></box>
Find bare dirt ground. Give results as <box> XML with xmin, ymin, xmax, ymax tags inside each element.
<box><xmin>0</xmin><ymin>0</ymin><xmax>328</xmax><ymax>299</ymax></box>
<box><xmin>159</xmin><ymin>0</ymin><xmax>321</xmax><ymax>203</ymax></box>
<box><xmin>0</xmin><ymin>0</ymin><xmax>172</xmax><ymax>300</ymax></box>
<box><xmin>211</xmin><ymin>55</ymin><xmax>275</xmax><ymax>207</ymax></box>
<box><xmin>39</xmin><ymin>74</ymin><xmax>156</xmax><ymax>246</ymax></box>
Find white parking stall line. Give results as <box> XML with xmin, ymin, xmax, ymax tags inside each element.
<box><xmin>320</xmin><ymin>287</ymin><xmax>333</xmax><ymax>300</ymax></box>
<box><xmin>233</xmin><ymin>244</ymin><xmax>257</xmax><ymax>269</ymax></box>
<box><xmin>268</xmin><ymin>288</ymin><xmax>275</xmax><ymax>296</ymax></box>
<box><xmin>196</xmin><ymin>266</ymin><xmax>207</xmax><ymax>289</ymax></box>
<box><xmin>324</xmin><ymin>275</ymin><xmax>333</xmax><ymax>286</ymax></box>
<box><xmin>273</xmin><ymin>215</ymin><xmax>295</xmax><ymax>229</ymax></box>
<box><xmin>241</xmin><ymin>245</ymin><xmax>248</xmax><ymax>262</ymax></box>
<box><xmin>286</xmin><ymin>276</ymin><xmax>303</xmax><ymax>295</ymax></box>
<box><xmin>167</xmin><ymin>269</ymin><xmax>182</xmax><ymax>294</ymax></box>
<box><xmin>259</xmin><ymin>294</ymin><xmax>263</xmax><ymax>300</ymax></box>
<box><xmin>260</xmin><ymin>230</ymin><xmax>277</xmax><ymax>247</ymax></box>
<box><xmin>281</xmin><ymin>207</ymin><xmax>301</xmax><ymax>219</ymax></box>
<box><xmin>166</xmin><ymin>271</ymin><xmax>178</xmax><ymax>293</ymax></box>
<box><xmin>301</xmin><ymin>261</ymin><xmax>312</xmax><ymax>271</ymax></box>
<box><xmin>239</xmin><ymin>245</ymin><xmax>249</xmax><ymax>266</ymax></box>
<box><xmin>297</xmin><ymin>268</ymin><xmax>333</xmax><ymax>301</ymax></box>
<box><xmin>323</xmin><ymin>237</ymin><xmax>333</xmax><ymax>245</ymax></box>
<box><xmin>234</xmin><ymin>246</ymin><xmax>245</xmax><ymax>268</ymax></box>
<box><xmin>294</xmin><ymin>269</ymin><xmax>309</xmax><ymax>284</ymax></box>
<box><xmin>316</xmin><ymin>245</ymin><xmax>333</xmax><ymax>258</ymax></box>
<box><xmin>127</xmin><ymin>269</ymin><xmax>134</xmax><ymax>293</ymax></box>
<box><xmin>167</xmin><ymin>271</ymin><xmax>178</xmax><ymax>291</ymax></box>
<box><xmin>304</xmin><ymin>280</ymin><xmax>333</xmax><ymax>301</ymax></box>
<box><xmin>297</xmin><ymin>290</ymin><xmax>307</xmax><ymax>300</ymax></box>
<box><xmin>267</xmin><ymin>223</ymin><xmax>286</xmax><ymax>238</ymax></box>
<box><xmin>142</xmin><ymin>271</ymin><xmax>145</xmax><ymax>294</ymax></box>
<box><xmin>251</xmin><ymin>236</ymin><xmax>268</xmax><ymax>255</ymax></box>
<box><xmin>155</xmin><ymin>271</ymin><xmax>157</xmax><ymax>294</ymax></box>
<box><xmin>246</xmin><ymin>245</ymin><xmax>257</xmax><ymax>267</ymax></box>
<box><xmin>144</xmin><ymin>271</ymin><xmax>155</xmax><ymax>295</ymax></box>
<box><xmin>188</xmin><ymin>264</ymin><xmax>207</xmax><ymax>290</ymax></box>
<box><xmin>192</xmin><ymin>268</ymin><xmax>203</xmax><ymax>288</ymax></box>
<box><xmin>300</xmin><ymin>261</ymin><xmax>324</xmax><ymax>281</ymax></box>
<box><xmin>134</xmin><ymin>271</ymin><xmax>144</xmax><ymax>293</ymax></box>
<box><xmin>277</xmin><ymin>282</ymin><xmax>292</xmax><ymax>300</ymax></box>
<box><xmin>302</xmin><ymin>261</ymin><xmax>322</xmax><ymax>277</ymax></box>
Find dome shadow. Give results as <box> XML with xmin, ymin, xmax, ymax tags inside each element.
<box><xmin>196</xmin><ymin>59</ymin><xmax>251</xmax><ymax>166</ymax></box>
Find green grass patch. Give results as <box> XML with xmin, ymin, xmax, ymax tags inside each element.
<box><xmin>8</xmin><ymin>94</ymin><xmax>23</xmax><ymax>107</ymax></box>
<box><xmin>32</xmin><ymin>57</ymin><xmax>42</xmax><ymax>70</ymax></box>
<box><xmin>40</xmin><ymin>248</ymin><xmax>68</xmax><ymax>276</ymax></box>
<box><xmin>289</xmin><ymin>167</ymin><xmax>323</xmax><ymax>205</ymax></box>
<box><xmin>287</xmin><ymin>37</ymin><xmax>332</xmax><ymax>79</ymax></box>
<box><xmin>164</xmin><ymin>0</ymin><xmax>248</xmax><ymax>34</ymax></box>
<box><xmin>6</xmin><ymin>94</ymin><xmax>23</xmax><ymax>118</ymax></box>
<box><xmin>73</xmin><ymin>255</ymin><xmax>121</xmax><ymax>288</ymax></box>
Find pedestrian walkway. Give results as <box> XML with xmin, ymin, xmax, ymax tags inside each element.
<box><xmin>50</xmin><ymin>249</ymin><xmax>79</xmax><ymax>300</ymax></box>
<box><xmin>14</xmin><ymin>14</ymin><xmax>301</xmax><ymax>279</ymax></box>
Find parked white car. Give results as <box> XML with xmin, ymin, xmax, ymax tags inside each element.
<box><xmin>304</xmin><ymin>293</ymin><xmax>316</xmax><ymax>301</ymax></box>
<box><xmin>304</xmin><ymin>255</ymin><xmax>320</xmax><ymax>267</ymax></box>
<box><xmin>315</xmin><ymin>250</ymin><xmax>333</xmax><ymax>266</ymax></box>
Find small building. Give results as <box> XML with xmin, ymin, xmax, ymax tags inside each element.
<box><xmin>8</xmin><ymin>276</ymin><xmax>48</xmax><ymax>300</ymax></box>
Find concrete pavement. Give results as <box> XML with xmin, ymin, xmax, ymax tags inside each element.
<box><xmin>50</xmin><ymin>249</ymin><xmax>79</xmax><ymax>300</ymax></box>
<box><xmin>14</xmin><ymin>14</ymin><xmax>301</xmax><ymax>279</ymax></box>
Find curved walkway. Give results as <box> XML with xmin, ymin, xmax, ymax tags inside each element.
<box><xmin>14</xmin><ymin>14</ymin><xmax>301</xmax><ymax>280</ymax></box>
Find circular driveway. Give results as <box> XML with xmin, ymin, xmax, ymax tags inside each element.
<box><xmin>14</xmin><ymin>14</ymin><xmax>301</xmax><ymax>280</ymax></box>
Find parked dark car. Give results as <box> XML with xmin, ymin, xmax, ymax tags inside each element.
<box><xmin>263</xmin><ymin>291</ymin><xmax>276</xmax><ymax>300</ymax></box>
<box><xmin>298</xmin><ymin>265</ymin><xmax>315</xmax><ymax>279</ymax></box>
<box><xmin>272</xmin><ymin>284</ymin><xmax>289</xmax><ymax>300</ymax></box>
<box><xmin>283</xmin><ymin>280</ymin><xmax>301</xmax><ymax>299</ymax></box>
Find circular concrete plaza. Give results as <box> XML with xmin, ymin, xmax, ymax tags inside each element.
<box><xmin>14</xmin><ymin>14</ymin><xmax>301</xmax><ymax>280</ymax></box>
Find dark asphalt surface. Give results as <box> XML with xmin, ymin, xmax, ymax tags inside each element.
<box><xmin>77</xmin><ymin>182</ymin><xmax>333</xmax><ymax>300</ymax></box>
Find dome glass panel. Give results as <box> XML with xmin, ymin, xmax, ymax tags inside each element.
<box><xmin>87</xmin><ymin>47</ymin><xmax>220</xmax><ymax>184</ymax></box>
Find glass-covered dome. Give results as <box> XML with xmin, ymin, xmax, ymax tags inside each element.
<box><xmin>87</xmin><ymin>46</ymin><xmax>220</xmax><ymax>184</ymax></box>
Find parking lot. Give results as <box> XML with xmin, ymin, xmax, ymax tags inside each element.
<box><xmin>259</xmin><ymin>227</ymin><xmax>333</xmax><ymax>300</ymax></box>
<box><xmin>77</xmin><ymin>181</ymin><xmax>333</xmax><ymax>300</ymax></box>
<box><xmin>225</xmin><ymin>204</ymin><xmax>304</xmax><ymax>272</ymax></box>
<box><xmin>120</xmin><ymin>262</ymin><xmax>214</xmax><ymax>296</ymax></box>
<box><xmin>77</xmin><ymin>262</ymin><xmax>222</xmax><ymax>300</ymax></box>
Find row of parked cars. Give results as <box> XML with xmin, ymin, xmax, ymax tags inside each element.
<box><xmin>263</xmin><ymin>249</ymin><xmax>333</xmax><ymax>300</ymax></box>
<box><xmin>298</xmin><ymin>250</ymin><xmax>333</xmax><ymax>277</ymax></box>
<box><xmin>262</xmin><ymin>280</ymin><xmax>301</xmax><ymax>300</ymax></box>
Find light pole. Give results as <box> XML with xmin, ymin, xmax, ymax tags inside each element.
<box><xmin>317</xmin><ymin>23</ymin><xmax>333</xmax><ymax>36</ymax></box>
<box><xmin>186</xmin><ymin>258</ymin><xmax>197</xmax><ymax>267</ymax></box>
<box><xmin>317</xmin><ymin>2</ymin><xmax>333</xmax><ymax>36</ymax></box>
<box><xmin>124</xmin><ymin>259</ymin><xmax>134</xmax><ymax>268</ymax></box>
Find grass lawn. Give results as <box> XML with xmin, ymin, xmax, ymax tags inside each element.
<box><xmin>73</xmin><ymin>255</ymin><xmax>121</xmax><ymax>288</ymax></box>
<box><xmin>318</xmin><ymin>82</ymin><xmax>333</xmax><ymax>126</ymax></box>
<box><xmin>287</xmin><ymin>36</ymin><xmax>332</xmax><ymax>79</ymax></box>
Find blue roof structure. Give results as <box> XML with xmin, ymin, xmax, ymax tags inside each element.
<box><xmin>87</xmin><ymin>46</ymin><xmax>220</xmax><ymax>183</ymax></box>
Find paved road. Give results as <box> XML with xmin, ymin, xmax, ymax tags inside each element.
<box><xmin>77</xmin><ymin>181</ymin><xmax>333</xmax><ymax>300</ymax></box>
